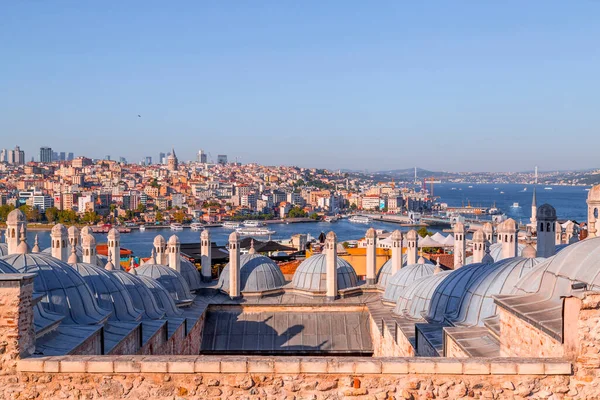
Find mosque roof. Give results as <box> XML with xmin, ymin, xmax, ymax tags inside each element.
<box><xmin>382</xmin><ymin>262</ymin><xmax>436</xmax><ymax>303</ymax></box>
<box><xmin>111</xmin><ymin>270</ymin><xmax>165</xmax><ymax>320</ymax></box>
<box><xmin>218</xmin><ymin>254</ymin><xmax>286</xmax><ymax>293</ymax></box>
<box><xmin>291</xmin><ymin>254</ymin><xmax>358</xmax><ymax>292</ymax></box>
<box><xmin>179</xmin><ymin>257</ymin><xmax>203</xmax><ymax>291</ymax></box>
<box><xmin>6</xmin><ymin>209</ymin><xmax>26</xmax><ymax>224</ymax></box>
<box><xmin>376</xmin><ymin>255</ymin><xmax>434</xmax><ymax>288</ymax></box>
<box><xmin>0</xmin><ymin>243</ymin><xmax>7</xmax><ymax>256</ymax></box>
<box><xmin>393</xmin><ymin>271</ymin><xmax>452</xmax><ymax>319</ymax></box>
<box><xmin>136</xmin><ymin>275</ymin><xmax>184</xmax><ymax>317</ymax></box>
<box><xmin>136</xmin><ymin>264</ymin><xmax>194</xmax><ymax>304</ymax></box>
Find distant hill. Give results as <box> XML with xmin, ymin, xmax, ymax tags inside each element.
<box><xmin>374</xmin><ymin>168</ymin><xmax>455</xmax><ymax>180</ymax></box>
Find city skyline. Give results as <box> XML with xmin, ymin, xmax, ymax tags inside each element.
<box><xmin>1</xmin><ymin>2</ymin><xmax>600</xmax><ymax>171</ymax></box>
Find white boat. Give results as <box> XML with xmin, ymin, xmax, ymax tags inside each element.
<box><xmin>325</xmin><ymin>216</ymin><xmax>339</xmax><ymax>223</ymax></box>
<box><xmin>348</xmin><ymin>215</ymin><xmax>371</xmax><ymax>224</ymax></box>
<box><xmin>190</xmin><ymin>223</ymin><xmax>203</xmax><ymax>231</ymax></box>
<box><xmin>236</xmin><ymin>227</ymin><xmax>275</xmax><ymax>236</ymax></box>
<box><xmin>222</xmin><ymin>221</ymin><xmax>241</xmax><ymax>229</ymax></box>
<box><xmin>511</xmin><ymin>202</ymin><xmax>520</xmax><ymax>208</ymax></box>
<box><xmin>139</xmin><ymin>225</ymin><xmax>146</xmax><ymax>232</ymax></box>
<box><xmin>170</xmin><ymin>223</ymin><xmax>183</xmax><ymax>231</ymax></box>
<box><xmin>243</xmin><ymin>220</ymin><xmax>265</xmax><ymax>227</ymax></box>
<box><xmin>544</xmin><ymin>187</ymin><xmax>553</xmax><ymax>190</ymax></box>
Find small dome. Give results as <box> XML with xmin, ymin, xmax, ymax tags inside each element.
<box><xmin>292</xmin><ymin>254</ymin><xmax>358</xmax><ymax>292</ymax></box>
<box><xmin>406</xmin><ymin>230</ymin><xmax>418</xmax><ymax>240</ymax></box>
<box><xmin>107</xmin><ymin>228</ymin><xmax>120</xmax><ymax>239</ymax></box>
<box><xmin>482</xmin><ymin>222</ymin><xmax>493</xmax><ymax>233</ymax></box>
<box><xmin>382</xmin><ymin>262</ymin><xmax>436</xmax><ymax>303</ymax></box>
<box><xmin>82</xmin><ymin>234</ymin><xmax>96</xmax><ymax>247</ymax></box>
<box><xmin>0</xmin><ymin>258</ymin><xmax>19</xmax><ymax>273</ymax></box>
<box><xmin>522</xmin><ymin>244</ymin><xmax>537</xmax><ymax>258</ymax></box>
<box><xmin>136</xmin><ymin>275</ymin><xmax>183</xmax><ymax>317</ymax></box>
<box><xmin>391</xmin><ymin>230</ymin><xmax>403</xmax><ymax>241</ymax></box>
<box><xmin>0</xmin><ymin>244</ymin><xmax>8</xmax><ymax>257</ymax></box>
<box><xmin>377</xmin><ymin>255</ymin><xmax>434</xmax><ymax>288</ymax></box>
<box><xmin>168</xmin><ymin>234</ymin><xmax>180</xmax><ymax>245</ymax></box>
<box><xmin>153</xmin><ymin>235</ymin><xmax>166</xmax><ymax>246</ymax></box>
<box><xmin>179</xmin><ymin>257</ymin><xmax>203</xmax><ymax>291</ymax></box>
<box><xmin>218</xmin><ymin>254</ymin><xmax>286</xmax><ymax>293</ymax></box>
<box><xmin>7</xmin><ymin>209</ymin><xmax>26</xmax><ymax>224</ymax></box>
<box><xmin>68</xmin><ymin>226</ymin><xmax>79</xmax><ymax>237</ymax></box>
<box><xmin>2</xmin><ymin>253</ymin><xmax>110</xmax><ymax>325</ymax></box>
<box><xmin>51</xmin><ymin>223</ymin><xmax>68</xmax><ymax>236</ymax></box>
<box><xmin>588</xmin><ymin>184</ymin><xmax>600</xmax><ymax>201</ymax></box>
<box><xmin>453</xmin><ymin>222</ymin><xmax>465</xmax><ymax>233</ymax></box>
<box><xmin>366</xmin><ymin>228</ymin><xmax>376</xmax><ymax>238</ymax></box>
<box><xmin>472</xmin><ymin>230</ymin><xmax>485</xmax><ymax>242</ymax></box>
<box><xmin>72</xmin><ymin>262</ymin><xmax>142</xmax><ymax>322</ymax></box>
<box><xmin>537</xmin><ymin>204</ymin><xmax>557</xmax><ymax>220</ymax></box>
<box><xmin>394</xmin><ymin>271</ymin><xmax>452</xmax><ymax>319</ymax></box>
<box><xmin>136</xmin><ymin>263</ymin><xmax>194</xmax><ymax>304</ymax></box>
<box><xmin>229</xmin><ymin>231</ymin><xmax>240</xmax><ymax>241</ymax></box>
<box><xmin>111</xmin><ymin>270</ymin><xmax>165</xmax><ymax>320</ymax></box>
<box><xmin>80</xmin><ymin>226</ymin><xmax>93</xmax><ymax>237</ymax></box>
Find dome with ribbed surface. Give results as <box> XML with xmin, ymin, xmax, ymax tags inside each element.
<box><xmin>292</xmin><ymin>254</ymin><xmax>358</xmax><ymax>292</ymax></box>
<box><xmin>0</xmin><ymin>256</ymin><xmax>17</xmax><ymax>272</ymax></box>
<box><xmin>465</xmin><ymin>242</ymin><xmax>526</xmax><ymax>264</ymax></box>
<box><xmin>377</xmin><ymin>255</ymin><xmax>434</xmax><ymax>288</ymax></box>
<box><xmin>382</xmin><ymin>262</ymin><xmax>436</xmax><ymax>303</ymax></box>
<box><xmin>1</xmin><ymin>253</ymin><xmax>110</xmax><ymax>325</ymax></box>
<box><xmin>111</xmin><ymin>270</ymin><xmax>165</xmax><ymax>320</ymax></box>
<box><xmin>393</xmin><ymin>271</ymin><xmax>452</xmax><ymax>319</ymax></box>
<box><xmin>136</xmin><ymin>275</ymin><xmax>183</xmax><ymax>317</ymax></box>
<box><xmin>72</xmin><ymin>262</ymin><xmax>142</xmax><ymax>322</ymax></box>
<box><xmin>43</xmin><ymin>245</ymin><xmax>108</xmax><ymax>267</ymax></box>
<box><xmin>218</xmin><ymin>254</ymin><xmax>286</xmax><ymax>293</ymax></box>
<box><xmin>179</xmin><ymin>257</ymin><xmax>203</xmax><ymax>291</ymax></box>
<box><xmin>136</xmin><ymin>263</ymin><xmax>194</xmax><ymax>304</ymax></box>
<box><xmin>0</xmin><ymin>243</ymin><xmax>8</xmax><ymax>257</ymax></box>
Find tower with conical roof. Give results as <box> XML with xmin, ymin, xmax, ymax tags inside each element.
<box><xmin>167</xmin><ymin>147</ymin><xmax>178</xmax><ymax>171</ymax></box>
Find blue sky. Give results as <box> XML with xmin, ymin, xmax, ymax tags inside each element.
<box><xmin>1</xmin><ymin>1</ymin><xmax>599</xmax><ymax>172</ymax></box>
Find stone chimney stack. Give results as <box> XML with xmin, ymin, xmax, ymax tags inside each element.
<box><xmin>6</xmin><ymin>209</ymin><xmax>26</xmax><ymax>255</ymax></box>
<box><xmin>498</xmin><ymin>219</ymin><xmax>519</xmax><ymax>260</ymax></box>
<box><xmin>50</xmin><ymin>224</ymin><xmax>68</xmax><ymax>261</ymax></box>
<box><xmin>472</xmin><ymin>229</ymin><xmax>485</xmax><ymax>264</ymax></box>
<box><xmin>201</xmin><ymin>230</ymin><xmax>212</xmax><ymax>282</ymax></box>
<box><xmin>153</xmin><ymin>235</ymin><xmax>167</xmax><ymax>265</ymax></box>
<box><xmin>326</xmin><ymin>231</ymin><xmax>338</xmax><ymax>300</ymax></box>
<box><xmin>168</xmin><ymin>235</ymin><xmax>181</xmax><ymax>272</ymax></box>
<box><xmin>365</xmin><ymin>228</ymin><xmax>377</xmax><ymax>285</ymax></box>
<box><xmin>482</xmin><ymin>222</ymin><xmax>494</xmax><ymax>243</ymax></box>
<box><xmin>536</xmin><ymin>204</ymin><xmax>557</xmax><ymax>258</ymax></box>
<box><xmin>587</xmin><ymin>185</ymin><xmax>600</xmax><ymax>238</ymax></box>
<box><xmin>82</xmin><ymin>234</ymin><xmax>97</xmax><ymax>265</ymax></box>
<box><xmin>555</xmin><ymin>221</ymin><xmax>563</xmax><ymax>245</ymax></box>
<box><xmin>453</xmin><ymin>222</ymin><xmax>466</xmax><ymax>268</ymax></box>
<box><xmin>68</xmin><ymin>226</ymin><xmax>80</xmax><ymax>248</ymax></box>
<box><xmin>406</xmin><ymin>229</ymin><xmax>418</xmax><ymax>266</ymax></box>
<box><xmin>228</xmin><ymin>231</ymin><xmax>241</xmax><ymax>299</ymax></box>
<box><xmin>107</xmin><ymin>228</ymin><xmax>120</xmax><ymax>269</ymax></box>
<box><xmin>391</xmin><ymin>230</ymin><xmax>403</xmax><ymax>275</ymax></box>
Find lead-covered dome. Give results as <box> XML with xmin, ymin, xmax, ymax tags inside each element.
<box><xmin>72</xmin><ymin>262</ymin><xmax>142</xmax><ymax>322</ymax></box>
<box><xmin>218</xmin><ymin>254</ymin><xmax>286</xmax><ymax>293</ymax></box>
<box><xmin>179</xmin><ymin>257</ymin><xmax>203</xmax><ymax>291</ymax></box>
<box><xmin>292</xmin><ymin>254</ymin><xmax>358</xmax><ymax>292</ymax></box>
<box><xmin>466</xmin><ymin>242</ymin><xmax>526</xmax><ymax>264</ymax></box>
<box><xmin>382</xmin><ymin>261</ymin><xmax>436</xmax><ymax>303</ymax></box>
<box><xmin>136</xmin><ymin>263</ymin><xmax>194</xmax><ymax>304</ymax></box>
<box><xmin>111</xmin><ymin>270</ymin><xmax>165</xmax><ymax>320</ymax></box>
<box><xmin>377</xmin><ymin>255</ymin><xmax>433</xmax><ymax>288</ymax></box>
<box><xmin>1</xmin><ymin>253</ymin><xmax>110</xmax><ymax>325</ymax></box>
<box><xmin>394</xmin><ymin>271</ymin><xmax>452</xmax><ymax>319</ymax></box>
<box><xmin>0</xmin><ymin>244</ymin><xmax>9</xmax><ymax>257</ymax></box>
<box><xmin>537</xmin><ymin>203</ymin><xmax>557</xmax><ymax>220</ymax></box>
<box><xmin>136</xmin><ymin>274</ymin><xmax>183</xmax><ymax>317</ymax></box>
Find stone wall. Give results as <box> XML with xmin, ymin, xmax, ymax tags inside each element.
<box><xmin>12</xmin><ymin>356</ymin><xmax>574</xmax><ymax>400</ymax></box>
<box><xmin>108</xmin><ymin>325</ymin><xmax>142</xmax><ymax>356</ymax></box>
<box><xmin>498</xmin><ymin>306</ymin><xmax>564</xmax><ymax>358</ymax></box>
<box><xmin>571</xmin><ymin>292</ymin><xmax>600</xmax><ymax>399</ymax></box>
<box><xmin>369</xmin><ymin>316</ymin><xmax>414</xmax><ymax>357</ymax></box>
<box><xmin>444</xmin><ymin>333</ymin><xmax>469</xmax><ymax>358</ymax></box>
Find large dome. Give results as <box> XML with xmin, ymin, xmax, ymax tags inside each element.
<box><xmin>111</xmin><ymin>270</ymin><xmax>165</xmax><ymax>320</ymax></box>
<box><xmin>136</xmin><ymin>275</ymin><xmax>183</xmax><ymax>317</ymax></box>
<box><xmin>394</xmin><ymin>271</ymin><xmax>452</xmax><ymax>319</ymax></box>
<box><xmin>377</xmin><ymin>255</ymin><xmax>434</xmax><ymax>288</ymax></box>
<box><xmin>382</xmin><ymin>262</ymin><xmax>436</xmax><ymax>303</ymax></box>
<box><xmin>179</xmin><ymin>257</ymin><xmax>203</xmax><ymax>291</ymax></box>
<box><xmin>72</xmin><ymin>262</ymin><xmax>142</xmax><ymax>322</ymax></box>
<box><xmin>0</xmin><ymin>243</ymin><xmax>8</xmax><ymax>257</ymax></box>
<box><xmin>465</xmin><ymin>242</ymin><xmax>526</xmax><ymax>264</ymax></box>
<box><xmin>136</xmin><ymin>264</ymin><xmax>194</xmax><ymax>304</ymax></box>
<box><xmin>1</xmin><ymin>253</ymin><xmax>110</xmax><ymax>325</ymax></box>
<box><xmin>292</xmin><ymin>254</ymin><xmax>358</xmax><ymax>292</ymax></box>
<box><xmin>217</xmin><ymin>254</ymin><xmax>286</xmax><ymax>293</ymax></box>
<box><xmin>513</xmin><ymin>236</ymin><xmax>600</xmax><ymax>299</ymax></box>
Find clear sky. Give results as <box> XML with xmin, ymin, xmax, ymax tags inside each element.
<box><xmin>1</xmin><ymin>1</ymin><xmax>599</xmax><ymax>172</ymax></box>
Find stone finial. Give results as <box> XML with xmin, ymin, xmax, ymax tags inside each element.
<box><xmin>417</xmin><ymin>256</ymin><xmax>425</xmax><ymax>264</ymax></box>
<box><xmin>68</xmin><ymin>245</ymin><xmax>78</xmax><ymax>264</ymax></box>
<box><xmin>105</xmin><ymin>249</ymin><xmax>115</xmax><ymax>270</ymax></box>
<box><xmin>149</xmin><ymin>248</ymin><xmax>157</xmax><ymax>264</ymax></box>
<box><xmin>434</xmin><ymin>258</ymin><xmax>442</xmax><ymax>274</ymax></box>
<box><xmin>482</xmin><ymin>240</ymin><xmax>494</xmax><ymax>264</ymax></box>
<box><xmin>32</xmin><ymin>234</ymin><xmax>40</xmax><ymax>253</ymax></box>
<box><xmin>16</xmin><ymin>225</ymin><xmax>29</xmax><ymax>254</ymax></box>
<box><xmin>248</xmin><ymin>239</ymin><xmax>256</xmax><ymax>255</ymax></box>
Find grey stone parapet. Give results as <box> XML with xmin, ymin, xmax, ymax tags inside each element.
<box><xmin>17</xmin><ymin>355</ymin><xmax>572</xmax><ymax>375</ymax></box>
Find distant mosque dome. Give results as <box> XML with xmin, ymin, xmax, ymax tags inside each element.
<box><xmin>71</xmin><ymin>262</ymin><xmax>142</xmax><ymax>322</ymax></box>
<box><xmin>1</xmin><ymin>253</ymin><xmax>110</xmax><ymax>325</ymax></box>
<box><xmin>218</xmin><ymin>254</ymin><xmax>286</xmax><ymax>293</ymax></box>
<box><xmin>377</xmin><ymin>255</ymin><xmax>434</xmax><ymax>288</ymax></box>
<box><xmin>394</xmin><ymin>271</ymin><xmax>452</xmax><ymax>319</ymax></box>
<box><xmin>136</xmin><ymin>263</ymin><xmax>194</xmax><ymax>305</ymax></box>
<box><xmin>111</xmin><ymin>270</ymin><xmax>165</xmax><ymax>320</ymax></box>
<box><xmin>382</xmin><ymin>261</ymin><xmax>436</xmax><ymax>303</ymax></box>
<box><xmin>292</xmin><ymin>254</ymin><xmax>358</xmax><ymax>292</ymax></box>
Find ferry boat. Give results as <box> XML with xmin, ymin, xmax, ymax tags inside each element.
<box><xmin>544</xmin><ymin>187</ymin><xmax>553</xmax><ymax>190</ymax></box>
<box><xmin>236</xmin><ymin>227</ymin><xmax>275</xmax><ymax>236</ymax></box>
<box><xmin>324</xmin><ymin>216</ymin><xmax>339</xmax><ymax>223</ymax></box>
<box><xmin>348</xmin><ymin>215</ymin><xmax>371</xmax><ymax>224</ymax></box>
<box><xmin>222</xmin><ymin>221</ymin><xmax>241</xmax><ymax>229</ymax></box>
<box><xmin>243</xmin><ymin>220</ymin><xmax>266</xmax><ymax>227</ymax></box>
<box><xmin>511</xmin><ymin>202</ymin><xmax>520</xmax><ymax>208</ymax></box>
<box><xmin>487</xmin><ymin>203</ymin><xmax>502</xmax><ymax>215</ymax></box>
<box><xmin>170</xmin><ymin>223</ymin><xmax>183</xmax><ymax>231</ymax></box>
<box><xmin>190</xmin><ymin>222</ymin><xmax>203</xmax><ymax>231</ymax></box>
<box><xmin>139</xmin><ymin>225</ymin><xmax>146</xmax><ymax>232</ymax></box>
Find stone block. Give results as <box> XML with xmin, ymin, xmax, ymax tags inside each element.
<box><xmin>327</xmin><ymin>360</ymin><xmax>355</xmax><ymax>374</ymax></box>
<box><xmin>544</xmin><ymin>361</ymin><xmax>572</xmax><ymax>375</ymax></box>
<box><xmin>354</xmin><ymin>360</ymin><xmax>382</xmax><ymax>374</ymax></box>
<box><xmin>408</xmin><ymin>359</ymin><xmax>436</xmax><ymax>374</ymax></box>
<box><xmin>274</xmin><ymin>359</ymin><xmax>301</xmax><ymax>374</ymax></box>
<box><xmin>140</xmin><ymin>359</ymin><xmax>168</xmax><ymax>373</ymax></box>
<box><xmin>381</xmin><ymin>359</ymin><xmax>409</xmax><ymax>374</ymax></box>
<box><xmin>463</xmin><ymin>360</ymin><xmax>490</xmax><ymax>375</ymax></box>
<box><xmin>43</xmin><ymin>358</ymin><xmax>63</xmax><ymax>373</ymax></box>
<box><xmin>16</xmin><ymin>358</ymin><xmax>45</xmax><ymax>372</ymax></box>
<box><xmin>435</xmin><ymin>360</ymin><xmax>463</xmax><ymax>374</ymax></box>
<box><xmin>194</xmin><ymin>358</ymin><xmax>220</xmax><ymax>373</ymax></box>
<box><xmin>221</xmin><ymin>359</ymin><xmax>247</xmax><ymax>373</ymax></box>
<box><xmin>247</xmin><ymin>359</ymin><xmax>274</xmax><ymax>373</ymax></box>
<box><xmin>59</xmin><ymin>359</ymin><xmax>88</xmax><ymax>373</ymax></box>
<box><xmin>168</xmin><ymin>357</ymin><xmax>197</xmax><ymax>373</ymax></box>
<box><xmin>86</xmin><ymin>358</ymin><xmax>114</xmax><ymax>373</ymax></box>
<box><xmin>490</xmin><ymin>362</ymin><xmax>517</xmax><ymax>375</ymax></box>
<box><xmin>517</xmin><ymin>362</ymin><xmax>545</xmax><ymax>375</ymax></box>
<box><xmin>113</xmin><ymin>358</ymin><xmax>141</xmax><ymax>373</ymax></box>
<box><xmin>300</xmin><ymin>359</ymin><xmax>328</xmax><ymax>374</ymax></box>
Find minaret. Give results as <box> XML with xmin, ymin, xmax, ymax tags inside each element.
<box><xmin>587</xmin><ymin>185</ymin><xmax>600</xmax><ymax>238</ymax></box>
<box><xmin>555</xmin><ymin>221</ymin><xmax>563</xmax><ymax>245</ymax></box>
<box><xmin>168</xmin><ymin>235</ymin><xmax>181</xmax><ymax>272</ymax></box>
<box><xmin>390</xmin><ymin>230</ymin><xmax>403</xmax><ymax>275</ymax></box>
<box><xmin>107</xmin><ymin>228</ymin><xmax>120</xmax><ymax>269</ymax></box>
<box><xmin>50</xmin><ymin>223</ymin><xmax>68</xmax><ymax>261</ymax></box>
<box><xmin>536</xmin><ymin>204</ymin><xmax>557</xmax><ymax>258</ymax></box>
<box><xmin>201</xmin><ymin>230</ymin><xmax>212</xmax><ymax>282</ymax></box>
<box><xmin>453</xmin><ymin>222</ymin><xmax>466</xmax><ymax>268</ymax></box>
<box><xmin>530</xmin><ymin>187</ymin><xmax>537</xmax><ymax>228</ymax></box>
<box><xmin>365</xmin><ymin>228</ymin><xmax>377</xmax><ymax>285</ymax></box>
<box><xmin>498</xmin><ymin>219</ymin><xmax>518</xmax><ymax>260</ymax></box>
<box><xmin>228</xmin><ymin>231</ymin><xmax>241</xmax><ymax>299</ymax></box>
<box><xmin>82</xmin><ymin>234</ymin><xmax>97</xmax><ymax>265</ymax></box>
<box><xmin>68</xmin><ymin>226</ymin><xmax>80</xmax><ymax>248</ymax></box>
<box><xmin>326</xmin><ymin>231</ymin><xmax>338</xmax><ymax>300</ymax></box>
<box><xmin>6</xmin><ymin>209</ymin><xmax>26</xmax><ymax>255</ymax></box>
<box><xmin>472</xmin><ymin>230</ymin><xmax>485</xmax><ymax>263</ymax></box>
<box><xmin>482</xmin><ymin>222</ymin><xmax>494</xmax><ymax>243</ymax></box>
<box><xmin>16</xmin><ymin>225</ymin><xmax>29</xmax><ymax>254</ymax></box>
<box><xmin>153</xmin><ymin>235</ymin><xmax>167</xmax><ymax>265</ymax></box>
<box><xmin>406</xmin><ymin>230</ymin><xmax>418</xmax><ymax>265</ymax></box>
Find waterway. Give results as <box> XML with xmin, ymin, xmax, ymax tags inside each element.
<box><xmin>23</xmin><ymin>183</ymin><xmax>591</xmax><ymax>257</ymax></box>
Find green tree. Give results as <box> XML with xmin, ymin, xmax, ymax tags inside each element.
<box><xmin>349</xmin><ymin>203</ymin><xmax>357</xmax><ymax>211</ymax></box>
<box><xmin>173</xmin><ymin>210</ymin><xmax>186</xmax><ymax>223</ymax></box>
<box><xmin>45</xmin><ymin>207</ymin><xmax>59</xmax><ymax>223</ymax></box>
<box><xmin>309</xmin><ymin>212</ymin><xmax>320</xmax><ymax>221</ymax></box>
<box><xmin>417</xmin><ymin>226</ymin><xmax>433</xmax><ymax>238</ymax></box>
<box><xmin>156</xmin><ymin>211</ymin><xmax>163</xmax><ymax>222</ymax></box>
<box><xmin>19</xmin><ymin>205</ymin><xmax>40</xmax><ymax>222</ymax></box>
<box><xmin>0</xmin><ymin>204</ymin><xmax>16</xmax><ymax>221</ymax></box>
<box><xmin>82</xmin><ymin>211</ymin><xmax>100</xmax><ymax>224</ymax></box>
<box><xmin>136</xmin><ymin>203</ymin><xmax>146</xmax><ymax>213</ymax></box>
<box><xmin>287</xmin><ymin>207</ymin><xmax>307</xmax><ymax>218</ymax></box>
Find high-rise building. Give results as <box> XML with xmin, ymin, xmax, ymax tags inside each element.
<box><xmin>217</xmin><ymin>154</ymin><xmax>228</xmax><ymax>165</ymax></box>
<box><xmin>52</xmin><ymin>151</ymin><xmax>58</xmax><ymax>161</ymax></box>
<box><xmin>40</xmin><ymin>147</ymin><xmax>53</xmax><ymax>163</ymax></box>
<box><xmin>159</xmin><ymin>152</ymin><xmax>166</xmax><ymax>164</ymax></box>
<box><xmin>67</xmin><ymin>152</ymin><xmax>74</xmax><ymax>161</ymax></box>
<box><xmin>0</xmin><ymin>149</ymin><xmax>7</xmax><ymax>163</ymax></box>
<box><xmin>197</xmin><ymin>150</ymin><xmax>207</xmax><ymax>163</ymax></box>
<box><xmin>59</xmin><ymin>152</ymin><xmax>66</xmax><ymax>161</ymax></box>
<box><xmin>10</xmin><ymin>146</ymin><xmax>25</xmax><ymax>165</ymax></box>
<box><xmin>145</xmin><ymin>156</ymin><xmax>152</xmax><ymax>165</ymax></box>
